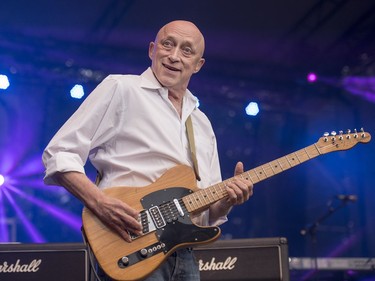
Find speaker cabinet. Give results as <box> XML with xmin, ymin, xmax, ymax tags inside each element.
<box><xmin>0</xmin><ymin>243</ymin><xmax>88</xmax><ymax>281</ymax></box>
<box><xmin>195</xmin><ymin>237</ymin><xmax>290</xmax><ymax>281</ymax></box>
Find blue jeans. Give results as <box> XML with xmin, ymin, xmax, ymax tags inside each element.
<box><xmin>92</xmin><ymin>248</ymin><xmax>200</xmax><ymax>281</ymax></box>
<box><xmin>144</xmin><ymin>248</ymin><xmax>200</xmax><ymax>281</ymax></box>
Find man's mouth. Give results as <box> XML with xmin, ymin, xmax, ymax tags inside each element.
<box><xmin>163</xmin><ymin>64</ymin><xmax>180</xmax><ymax>72</ymax></box>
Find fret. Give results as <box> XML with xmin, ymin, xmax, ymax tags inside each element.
<box><xmin>294</xmin><ymin>151</ymin><xmax>301</xmax><ymax>164</ymax></box>
<box><xmin>218</xmin><ymin>182</ymin><xmax>227</xmax><ymax>198</ymax></box>
<box><xmin>251</xmin><ymin>169</ymin><xmax>261</xmax><ymax>182</ymax></box>
<box><xmin>263</xmin><ymin>164</ymin><xmax>274</xmax><ymax>177</ymax></box>
<box><xmin>190</xmin><ymin>193</ymin><xmax>199</xmax><ymax>210</ymax></box>
<box><xmin>211</xmin><ymin>184</ymin><xmax>221</xmax><ymax>201</ymax></box>
<box><xmin>309</xmin><ymin>145</ymin><xmax>321</xmax><ymax>157</ymax></box>
<box><xmin>298</xmin><ymin>149</ymin><xmax>310</xmax><ymax>162</ymax></box>
<box><xmin>286</xmin><ymin>153</ymin><xmax>299</xmax><ymax>167</ymax></box>
<box><xmin>284</xmin><ymin>155</ymin><xmax>293</xmax><ymax>167</ymax></box>
<box><xmin>206</xmin><ymin>187</ymin><xmax>216</xmax><ymax>203</ymax></box>
<box><xmin>313</xmin><ymin>143</ymin><xmax>322</xmax><ymax>155</ymax></box>
<box><xmin>195</xmin><ymin>192</ymin><xmax>205</xmax><ymax>209</ymax></box>
<box><xmin>255</xmin><ymin>167</ymin><xmax>267</xmax><ymax>181</ymax></box>
<box><xmin>201</xmin><ymin>189</ymin><xmax>210</xmax><ymax>205</ymax></box>
<box><xmin>270</xmin><ymin>160</ymin><xmax>283</xmax><ymax>174</ymax></box>
<box><xmin>241</xmin><ymin>172</ymin><xmax>254</xmax><ymax>184</ymax></box>
<box><xmin>260</xmin><ymin>165</ymin><xmax>269</xmax><ymax>178</ymax></box>
<box><xmin>183</xmin><ymin>194</ymin><xmax>194</xmax><ymax>212</ymax></box>
<box><xmin>276</xmin><ymin>159</ymin><xmax>285</xmax><ymax>171</ymax></box>
<box><xmin>269</xmin><ymin>162</ymin><xmax>276</xmax><ymax>174</ymax></box>
<box><xmin>303</xmin><ymin>147</ymin><xmax>311</xmax><ymax>160</ymax></box>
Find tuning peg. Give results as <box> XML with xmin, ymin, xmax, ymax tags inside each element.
<box><xmin>360</xmin><ymin>128</ymin><xmax>366</xmax><ymax>138</ymax></box>
<box><xmin>346</xmin><ymin>129</ymin><xmax>351</xmax><ymax>134</ymax></box>
<box><xmin>338</xmin><ymin>131</ymin><xmax>344</xmax><ymax>140</ymax></box>
<box><xmin>330</xmin><ymin>131</ymin><xmax>337</xmax><ymax>141</ymax></box>
<box><xmin>354</xmin><ymin>128</ymin><xmax>359</xmax><ymax>138</ymax></box>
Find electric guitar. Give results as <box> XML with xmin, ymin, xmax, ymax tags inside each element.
<box><xmin>82</xmin><ymin>129</ymin><xmax>371</xmax><ymax>281</ymax></box>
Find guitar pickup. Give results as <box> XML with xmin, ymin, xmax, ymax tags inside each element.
<box><xmin>173</xmin><ymin>199</ymin><xmax>184</xmax><ymax>217</ymax></box>
<box><xmin>149</xmin><ymin>206</ymin><xmax>166</xmax><ymax>228</ymax></box>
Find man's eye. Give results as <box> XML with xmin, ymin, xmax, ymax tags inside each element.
<box><xmin>183</xmin><ymin>47</ymin><xmax>193</xmax><ymax>55</ymax></box>
<box><xmin>163</xmin><ymin>41</ymin><xmax>173</xmax><ymax>48</ymax></box>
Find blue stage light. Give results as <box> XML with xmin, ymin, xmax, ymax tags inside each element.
<box><xmin>0</xmin><ymin>74</ymin><xmax>10</xmax><ymax>90</ymax></box>
<box><xmin>0</xmin><ymin>174</ymin><xmax>4</xmax><ymax>186</ymax></box>
<box><xmin>70</xmin><ymin>84</ymin><xmax>85</xmax><ymax>99</ymax></box>
<box><xmin>245</xmin><ymin>102</ymin><xmax>259</xmax><ymax>116</ymax></box>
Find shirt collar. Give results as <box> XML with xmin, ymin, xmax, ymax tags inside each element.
<box><xmin>140</xmin><ymin>67</ymin><xmax>163</xmax><ymax>90</ymax></box>
<box><xmin>140</xmin><ymin>67</ymin><xmax>199</xmax><ymax>112</ymax></box>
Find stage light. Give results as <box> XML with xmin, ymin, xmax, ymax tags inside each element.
<box><xmin>245</xmin><ymin>102</ymin><xmax>259</xmax><ymax>116</ymax></box>
<box><xmin>307</xmin><ymin>72</ymin><xmax>317</xmax><ymax>83</ymax></box>
<box><xmin>70</xmin><ymin>84</ymin><xmax>84</xmax><ymax>99</ymax></box>
<box><xmin>0</xmin><ymin>174</ymin><xmax>4</xmax><ymax>186</ymax></box>
<box><xmin>0</xmin><ymin>74</ymin><xmax>10</xmax><ymax>90</ymax></box>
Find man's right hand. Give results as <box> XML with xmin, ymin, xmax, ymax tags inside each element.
<box><xmin>92</xmin><ymin>195</ymin><xmax>143</xmax><ymax>242</ymax></box>
<box><xmin>52</xmin><ymin>171</ymin><xmax>142</xmax><ymax>242</ymax></box>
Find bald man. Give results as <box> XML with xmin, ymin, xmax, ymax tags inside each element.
<box><xmin>43</xmin><ymin>20</ymin><xmax>253</xmax><ymax>281</ymax></box>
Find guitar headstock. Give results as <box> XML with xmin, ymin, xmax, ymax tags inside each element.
<box><xmin>316</xmin><ymin>128</ymin><xmax>371</xmax><ymax>154</ymax></box>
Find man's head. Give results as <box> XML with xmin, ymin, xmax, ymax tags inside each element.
<box><xmin>149</xmin><ymin>20</ymin><xmax>205</xmax><ymax>93</ymax></box>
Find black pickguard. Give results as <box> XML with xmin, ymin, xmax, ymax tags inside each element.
<box><xmin>141</xmin><ymin>187</ymin><xmax>220</xmax><ymax>252</ymax></box>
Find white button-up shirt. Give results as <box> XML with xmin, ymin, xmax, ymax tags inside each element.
<box><xmin>43</xmin><ymin>68</ymin><xmax>226</xmax><ymax>226</ymax></box>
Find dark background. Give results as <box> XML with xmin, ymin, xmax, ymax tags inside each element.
<box><xmin>1</xmin><ymin>0</ymin><xmax>374</xmax><ymax>265</ymax></box>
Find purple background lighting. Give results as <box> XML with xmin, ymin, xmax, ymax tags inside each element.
<box><xmin>5</xmin><ymin>185</ymin><xmax>82</xmax><ymax>231</ymax></box>
<box><xmin>2</xmin><ymin>188</ymin><xmax>45</xmax><ymax>243</ymax></box>
<box><xmin>0</xmin><ymin>192</ymin><xmax>9</xmax><ymax>242</ymax></box>
<box><xmin>307</xmin><ymin>72</ymin><xmax>318</xmax><ymax>83</ymax></box>
<box><xmin>342</xmin><ymin>76</ymin><xmax>375</xmax><ymax>103</ymax></box>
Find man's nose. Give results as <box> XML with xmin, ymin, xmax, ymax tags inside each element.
<box><xmin>168</xmin><ymin>48</ymin><xmax>181</xmax><ymax>62</ymax></box>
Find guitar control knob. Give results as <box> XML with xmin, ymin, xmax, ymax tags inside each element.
<box><xmin>121</xmin><ymin>256</ymin><xmax>129</xmax><ymax>266</ymax></box>
<box><xmin>140</xmin><ymin>248</ymin><xmax>148</xmax><ymax>258</ymax></box>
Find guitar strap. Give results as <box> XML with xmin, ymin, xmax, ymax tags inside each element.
<box><xmin>95</xmin><ymin>115</ymin><xmax>201</xmax><ymax>185</ymax></box>
<box><xmin>186</xmin><ymin>115</ymin><xmax>201</xmax><ymax>181</ymax></box>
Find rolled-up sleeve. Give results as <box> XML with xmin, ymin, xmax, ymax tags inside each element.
<box><xmin>42</xmin><ymin>76</ymin><xmax>122</xmax><ymax>185</ymax></box>
<box><xmin>43</xmin><ymin>151</ymin><xmax>86</xmax><ymax>185</ymax></box>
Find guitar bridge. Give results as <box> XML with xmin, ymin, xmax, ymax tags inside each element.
<box><xmin>130</xmin><ymin>209</ymin><xmax>157</xmax><ymax>240</ymax></box>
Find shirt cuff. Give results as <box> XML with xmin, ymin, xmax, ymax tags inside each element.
<box><xmin>43</xmin><ymin>151</ymin><xmax>86</xmax><ymax>185</ymax></box>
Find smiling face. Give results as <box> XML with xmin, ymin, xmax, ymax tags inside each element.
<box><xmin>149</xmin><ymin>21</ymin><xmax>205</xmax><ymax>93</ymax></box>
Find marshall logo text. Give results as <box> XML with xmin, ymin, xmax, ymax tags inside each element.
<box><xmin>0</xmin><ymin>259</ymin><xmax>41</xmax><ymax>273</ymax></box>
<box><xmin>199</xmin><ymin>256</ymin><xmax>237</xmax><ymax>271</ymax></box>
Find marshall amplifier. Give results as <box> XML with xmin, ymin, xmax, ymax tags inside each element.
<box><xmin>195</xmin><ymin>237</ymin><xmax>290</xmax><ymax>281</ymax></box>
<box><xmin>0</xmin><ymin>243</ymin><xmax>88</xmax><ymax>281</ymax></box>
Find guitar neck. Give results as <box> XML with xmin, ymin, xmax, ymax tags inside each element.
<box><xmin>182</xmin><ymin>143</ymin><xmax>322</xmax><ymax>213</ymax></box>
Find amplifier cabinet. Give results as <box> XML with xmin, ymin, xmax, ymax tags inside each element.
<box><xmin>0</xmin><ymin>243</ymin><xmax>88</xmax><ymax>281</ymax></box>
<box><xmin>195</xmin><ymin>237</ymin><xmax>290</xmax><ymax>281</ymax></box>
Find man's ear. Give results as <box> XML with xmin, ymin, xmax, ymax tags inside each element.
<box><xmin>194</xmin><ymin>58</ymin><xmax>205</xmax><ymax>73</ymax></box>
<box><xmin>148</xmin><ymin>42</ymin><xmax>155</xmax><ymax>60</ymax></box>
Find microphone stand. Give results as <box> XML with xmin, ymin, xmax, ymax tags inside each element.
<box><xmin>300</xmin><ymin>198</ymin><xmax>354</xmax><ymax>281</ymax></box>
